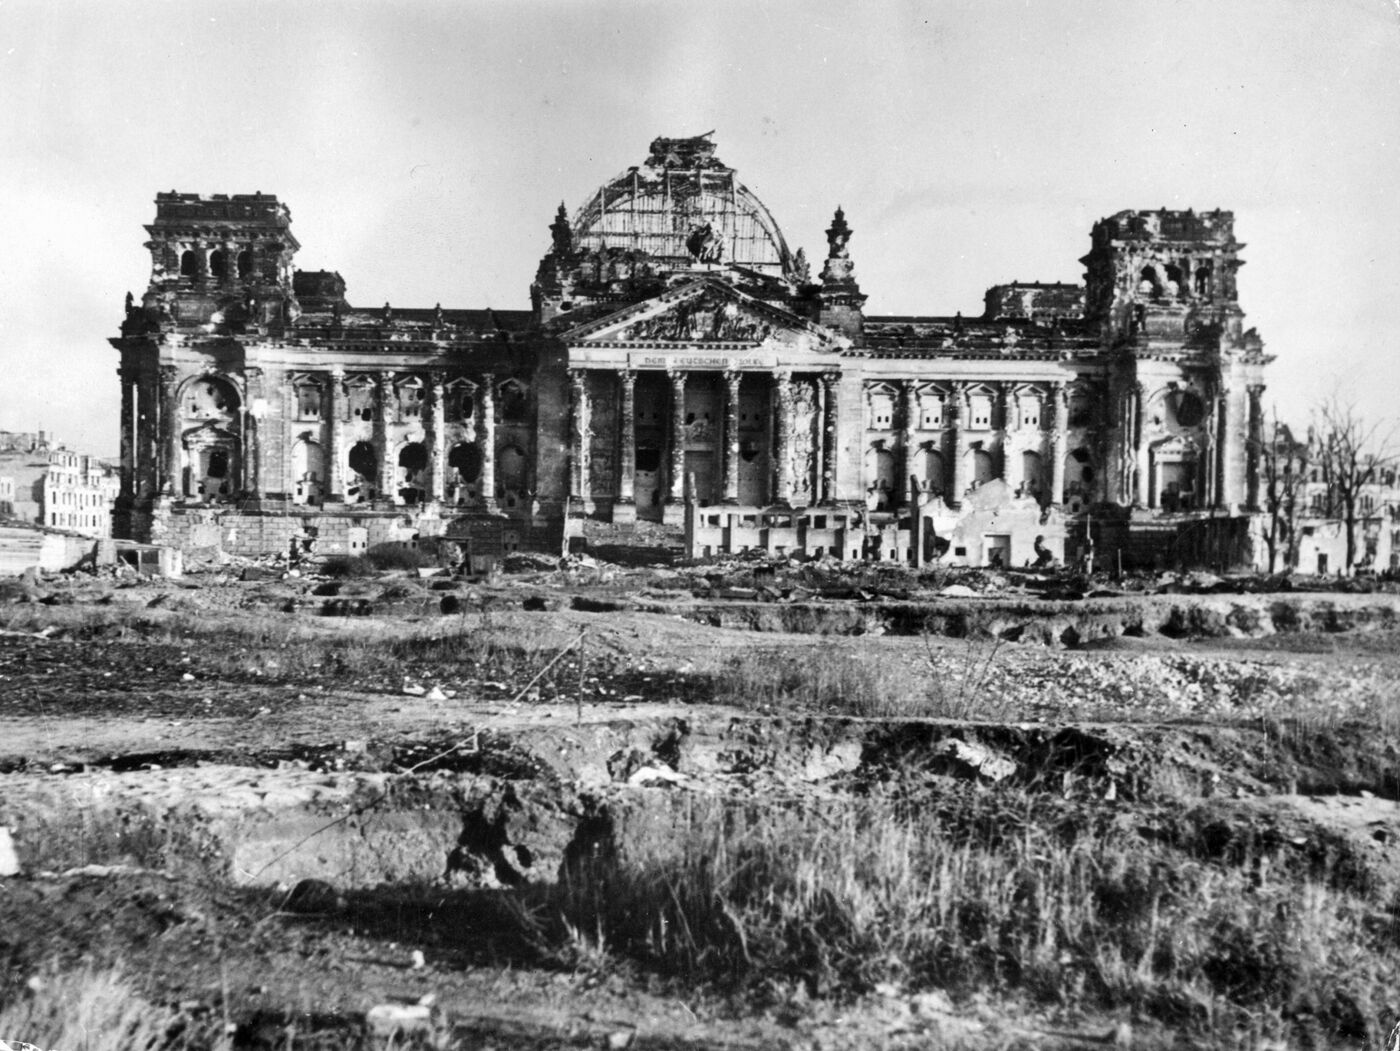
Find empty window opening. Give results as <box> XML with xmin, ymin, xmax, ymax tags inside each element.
<box><xmin>448</xmin><ymin>442</ymin><xmax>481</xmax><ymax>483</ymax></box>
<box><xmin>347</xmin><ymin>442</ymin><xmax>377</xmax><ymax>502</ymax></box>
<box><xmin>499</xmin><ymin>382</ymin><xmax>529</xmax><ymax>423</ymax></box>
<box><xmin>210</xmin><ymin>250</ymin><xmax>227</xmax><ymax>280</ymax></box>
<box><xmin>1194</xmin><ymin>265</ymin><xmax>1211</xmax><ymax>296</ymax></box>
<box><xmin>397</xmin><ymin>442</ymin><xmax>428</xmax><ymax>505</ymax></box>
<box><xmin>237</xmin><ymin>250</ymin><xmax>252</xmax><ymax>278</ymax></box>
<box><xmin>636</xmin><ymin>447</ymin><xmax>662</xmax><ymax>472</ymax></box>
<box><xmin>180</xmin><ymin>250</ymin><xmax>196</xmax><ymax>277</ymax></box>
<box><xmin>446</xmin><ymin>389</ymin><xmax>474</xmax><ymax>423</ymax></box>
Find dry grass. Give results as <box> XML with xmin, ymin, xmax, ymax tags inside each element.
<box><xmin>0</xmin><ymin>964</ymin><xmax>227</xmax><ymax>1051</ymax></box>
<box><xmin>509</xmin><ymin>794</ymin><xmax>1400</xmax><ymax>1047</ymax></box>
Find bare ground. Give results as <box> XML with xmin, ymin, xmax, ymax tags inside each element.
<box><xmin>2</xmin><ymin>568</ymin><xmax>1400</xmax><ymax>1050</ymax></box>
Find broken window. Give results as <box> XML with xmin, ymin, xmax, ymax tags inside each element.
<box><xmin>292</xmin><ymin>439</ymin><xmax>323</xmax><ymax>505</ymax></box>
<box><xmin>498</xmin><ymin>444</ymin><xmax>527</xmax><ymax>500</ymax></box>
<box><xmin>347</xmin><ymin>441</ymin><xmax>377</xmax><ymax>502</ymax></box>
<box><xmin>445</xmin><ymin>387</ymin><xmax>475</xmax><ymax>423</ymax></box>
<box><xmin>295</xmin><ymin>382</ymin><xmax>323</xmax><ymax>420</ymax></box>
<box><xmin>347</xmin><ymin>382</ymin><xmax>377</xmax><ymax>422</ymax></box>
<box><xmin>499</xmin><ymin>381</ymin><xmax>529</xmax><ymax>423</ymax></box>
<box><xmin>185</xmin><ymin>378</ymin><xmax>240</xmax><ymax>420</ymax></box>
<box><xmin>1172</xmin><ymin>391</ymin><xmax>1205</xmax><ymax>428</ymax></box>
<box><xmin>448</xmin><ymin>442</ymin><xmax>481</xmax><ymax>483</ymax></box>
<box><xmin>1068</xmin><ymin>395</ymin><xmax>1093</xmax><ymax>428</ymax></box>
<box><xmin>397</xmin><ymin>442</ymin><xmax>428</xmax><ymax>505</ymax></box>
<box><xmin>180</xmin><ymin>250</ymin><xmax>196</xmax><ymax>277</ymax></box>
<box><xmin>397</xmin><ymin>381</ymin><xmax>425</xmax><ymax>419</ymax></box>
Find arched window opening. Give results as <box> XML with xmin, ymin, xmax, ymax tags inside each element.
<box><xmin>1138</xmin><ymin>266</ymin><xmax>1161</xmax><ymax>296</ymax></box>
<box><xmin>1021</xmin><ymin>451</ymin><xmax>1045</xmax><ymax>501</ymax></box>
<box><xmin>347</xmin><ymin>441</ymin><xmax>377</xmax><ymax>503</ymax></box>
<box><xmin>396</xmin><ymin>442</ymin><xmax>428</xmax><ymax>505</ymax></box>
<box><xmin>1194</xmin><ymin>265</ymin><xmax>1211</xmax><ymax>296</ymax></box>
<box><xmin>1172</xmin><ymin>391</ymin><xmax>1205</xmax><ymax>429</ymax></box>
<box><xmin>864</xmin><ymin>447</ymin><xmax>895</xmax><ymax>509</ymax></box>
<box><xmin>209</xmin><ymin>250</ymin><xmax>226</xmax><ymax>280</ymax></box>
<box><xmin>292</xmin><ymin>439</ymin><xmax>323</xmax><ymax>506</ymax></box>
<box><xmin>972</xmin><ymin>449</ymin><xmax>995</xmax><ymax>486</ymax></box>
<box><xmin>180</xmin><ymin>250</ymin><xmax>196</xmax><ymax>277</ymax></box>
<box><xmin>237</xmin><ymin>250</ymin><xmax>252</xmax><ymax>278</ymax></box>
<box><xmin>1163</xmin><ymin>263</ymin><xmax>1183</xmax><ymax>296</ymax></box>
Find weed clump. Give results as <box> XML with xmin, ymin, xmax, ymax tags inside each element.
<box><xmin>319</xmin><ymin>555</ymin><xmax>374</xmax><ymax>578</ymax></box>
<box><xmin>506</xmin><ymin>796</ymin><xmax>1400</xmax><ymax>1045</ymax></box>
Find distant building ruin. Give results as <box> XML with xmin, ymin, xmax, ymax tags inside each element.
<box><xmin>111</xmin><ymin>134</ymin><xmax>1272</xmax><ymax>568</ymax></box>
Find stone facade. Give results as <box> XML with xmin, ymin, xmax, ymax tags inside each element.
<box><xmin>112</xmin><ymin>135</ymin><xmax>1272</xmax><ymax>568</ymax></box>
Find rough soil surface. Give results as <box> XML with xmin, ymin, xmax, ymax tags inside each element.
<box><xmin>2</xmin><ymin>566</ymin><xmax>1400</xmax><ymax>1049</ymax></box>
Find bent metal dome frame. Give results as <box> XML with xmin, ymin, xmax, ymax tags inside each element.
<box><xmin>568</xmin><ymin>134</ymin><xmax>795</xmax><ymax>279</ymax></box>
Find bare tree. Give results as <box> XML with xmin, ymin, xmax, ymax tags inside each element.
<box><xmin>1256</xmin><ymin>410</ymin><xmax>1305</xmax><ymax>573</ymax></box>
<box><xmin>1312</xmin><ymin>397</ymin><xmax>1397</xmax><ymax>572</ymax></box>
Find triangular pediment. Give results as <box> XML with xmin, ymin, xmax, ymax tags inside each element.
<box><xmin>563</xmin><ymin>280</ymin><xmax>847</xmax><ymax>353</ymax></box>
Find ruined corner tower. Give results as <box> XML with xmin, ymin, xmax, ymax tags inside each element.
<box><xmin>1079</xmin><ymin>209</ymin><xmax>1270</xmax><ymax>521</ymax></box>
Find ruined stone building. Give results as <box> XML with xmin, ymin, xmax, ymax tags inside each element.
<box><xmin>0</xmin><ymin>431</ymin><xmax>119</xmax><ymax>539</ymax></box>
<box><xmin>112</xmin><ymin>134</ymin><xmax>1272</xmax><ymax>568</ymax></box>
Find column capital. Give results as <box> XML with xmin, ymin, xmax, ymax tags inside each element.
<box><xmin>820</xmin><ymin>369</ymin><xmax>840</xmax><ymax>389</ymax></box>
<box><xmin>772</xmin><ymin>367</ymin><xmax>792</xmax><ymax>387</ymax></box>
<box><xmin>619</xmin><ymin>367</ymin><xmax>636</xmax><ymax>387</ymax></box>
<box><xmin>722</xmin><ymin>368</ymin><xmax>743</xmax><ymax>388</ymax></box>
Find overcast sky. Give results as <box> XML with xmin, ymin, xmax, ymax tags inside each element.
<box><xmin>3</xmin><ymin>0</ymin><xmax>1398</xmax><ymax>457</ymax></box>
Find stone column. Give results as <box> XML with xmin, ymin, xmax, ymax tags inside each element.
<box><xmin>618</xmin><ymin>370</ymin><xmax>636</xmax><ymax>504</ymax></box>
<box><xmin>244</xmin><ymin>368</ymin><xmax>264</xmax><ymax>497</ymax></box>
<box><xmin>428</xmin><ymin>376</ymin><xmax>445</xmax><ymax>504</ymax></box>
<box><xmin>569</xmin><ymin>369</ymin><xmax>590</xmax><ymax>501</ymax></box>
<box><xmin>135</xmin><ymin>370</ymin><xmax>158</xmax><ymax>500</ymax></box>
<box><xmin>668</xmin><ymin>370</ymin><xmax>687</xmax><ymax>504</ymax></box>
<box><xmin>327</xmin><ymin>367</ymin><xmax>345</xmax><ymax>500</ymax></box>
<box><xmin>773</xmin><ymin>370</ymin><xmax>794</xmax><ymax>505</ymax></box>
<box><xmin>722</xmin><ymin>369</ymin><xmax>741</xmax><ymax>503</ymax></box>
<box><xmin>376</xmin><ymin>372</ymin><xmax>393</xmax><ymax>502</ymax></box>
<box><xmin>1217</xmin><ymin>385</ymin><xmax>1233</xmax><ymax>510</ymax></box>
<box><xmin>900</xmin><ymin>381</ymin><xmax>918</xmax><ymax>507</ymax></box>
<box><xmin>1246</xmin><ymin>383</ymin><xmax>1265</xmax><ymax>511</ymax></box>
<box><xmin>158</xmin><ymin>366</ymin><xmax>179</xmax><ymax>497</ymax></box>
<box><xmin>1134</xmin><ymin>383</ymin><xmax>1150</xmax><ymax>508</ymax></box>
<box><xmin>1050</xmin><ymin>382</ymin><xmax>1068</xmax><ymax>508</ymax></box>
<box><xmin>119</xmin><ymin>371</ymin><xmax>135</xmax><ymax>499</ymax></box>
<box><xmin>948</xmin><ymin>382</ymin><xmax>966</xmax><ymax>509</ymax></box>
<box><xmin>821</xmin><ymin>371</ymin><xmax>839</xmax><ymax>504</ymax></box>
<box><xmin>480</xmin><ymin>373</ymin><xmax>497</xmax><ymax>510</ymax></box>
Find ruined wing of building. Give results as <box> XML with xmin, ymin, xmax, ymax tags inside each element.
<box><xmin>0</xmin><ymin>430</ymin><xmax>119</xmax><ymax>539</ymax></box>
<box><xmin>110</xmin><ymin>135</ymin><xmax>1273</xmax><ymax>569</ymax></box>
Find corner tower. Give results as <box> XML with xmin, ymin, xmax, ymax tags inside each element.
<box><xmin>136</xmin><ymin>192</ymin><xmax>300</xmax><ymax>331</ymax></box>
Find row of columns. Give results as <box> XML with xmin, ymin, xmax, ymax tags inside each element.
<box><xmin>568</xmin><ymin>368</ymin><xmax>841</xmax><ymax>508</ymax></box>
<box><xmin>886</xmin><ymin>380</ymin><xmax>1069</xmax><ymax>509</ymax></box>
<box><xmin>122</xmin><ymin>368</ymin><xmax>506</xmax><ymax>508</ymax></box>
